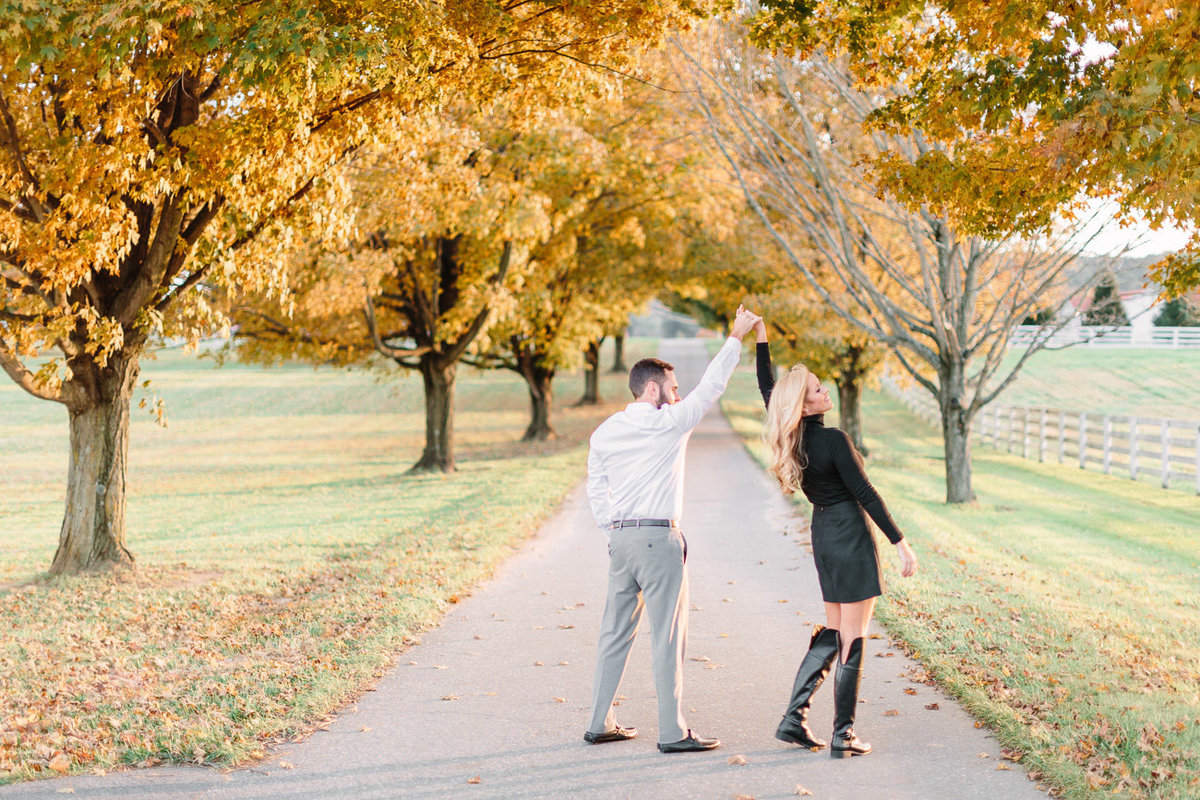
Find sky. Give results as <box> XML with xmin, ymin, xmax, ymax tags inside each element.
<box><xmin>1076</xmin><ymin>198</ymin><xmax>1194</xmax><ymax>258</ymax></box>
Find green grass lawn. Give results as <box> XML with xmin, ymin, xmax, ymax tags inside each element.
<box><xmin>722</xmin><ymin>373</ymin><xmax>1200</xmax><ymax>800</ymax></box>
<box><xmin>0</xmin><ymin>340</ymin><xmax>655</xmax><ymax>783</ymax></box>
<box><xmin>994</xmin><ymin>347</ymin><xmax>1200</xmax><ymax>419</ymax></box>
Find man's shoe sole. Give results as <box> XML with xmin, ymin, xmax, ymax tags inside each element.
<box><xmin>583</xmin><ymin>728</ymin><xmax>638</xmax><ymax>744</ymax></box>
<box><xmin>657</xmin><ymin>740</ymin><xmax>720</xmax><ymax>753</ymax></box>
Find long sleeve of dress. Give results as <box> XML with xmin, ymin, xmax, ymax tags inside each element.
<box><xmin>829</xmin><ymin>431</ymin><xmax>904</xmax><ymax>544</ymax></box>
<box><xmin>756</xmin><ymin>342</ymin><xmax>775</xmax><ymax>409</ymax></box>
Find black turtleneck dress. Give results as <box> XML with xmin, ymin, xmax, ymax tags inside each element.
<box><xmin>757</xmin><ymin>343</ymin><xmax>904</xmax><ymax>603</ymax></box>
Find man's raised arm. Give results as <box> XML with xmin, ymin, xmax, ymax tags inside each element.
<box><xmin>666</xmin><ymin>306</ymin><xmax>761</xmax><ymax>432</ymax></box>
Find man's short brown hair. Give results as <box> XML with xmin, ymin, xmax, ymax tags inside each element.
<box><xmin>629</xmin><ymin>357</ymin><xmax>674</xmax><ymax>397</ymax></box>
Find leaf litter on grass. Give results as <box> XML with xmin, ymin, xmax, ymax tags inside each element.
<box><xmin>1</xmin><ymin>344</ymin><xmax>663</xmax><ymax>785</ymax></box>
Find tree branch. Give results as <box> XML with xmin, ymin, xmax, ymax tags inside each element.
<box><xmin>362</xmin><ymin>293</ymin><xmax>433</xmax><ymax>360</ymax></box>
<box><xmin>0</xmin><ymin>88</ymin><xmax>49</xmax><ymax>222</ymax></box>
<box><xmin>445</xmin><ymin>240</ymin><xmax>514</xmax><ymax>363</ymax></box>
<box><xmin>0</xmin><ymin>338</ymin><xmax>69</xmax><ymax>403</ymax></box>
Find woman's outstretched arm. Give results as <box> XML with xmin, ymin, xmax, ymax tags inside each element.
<box><xmin>755</xmin><ymin>321</ymin><xmax>774</xmax><ymax>409</ymax></box>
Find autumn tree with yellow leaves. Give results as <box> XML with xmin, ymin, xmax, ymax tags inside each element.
<box><xmin>0</xmin><ymin>1</ymin><xmax>714</xmax><ymax>573</ymax></box>
<box><xmin>749</xmin><ymin>0</ymin><xmax>1200</xmax><ymax>296</ymax></box>
<box><xmin>234</xmin><ymin>107</ymin><xmax>553</xmax><ymax>469</ymax></box>
<box><xmin>678</xmin><ymin>28</ymin><xmax>1105</xmax><ymax>503</ymax></box>
<box><xmin>472</xmin><ymin>83</ymin><xmax>722</xmax><ymax>439</ymax></box>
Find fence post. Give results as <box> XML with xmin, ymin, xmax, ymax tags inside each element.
<box><xmin>1022</xmin><ymin>410</ymin><xmax>1032</xmax><ymax>460</ymax></box>
<box><xmin>1057</xmin><ymin>410</ymin><xmax>1066</xmax><ymax>464</ymax></box>
<box><xmin>1161</xmin><ymin>423</ymin><xmax>1171</xmax><ymax>489</ymax></box>
<box><xmin>1103</xmin><ymin>415</ymin><xmax>1112</xmax><ymax>474</ymax></box>
<box><xmin>1129</xmin><ymin>418</ymin><xmax>1139</xmax><ymax>480</ymax></box>
<box><xmin>1008</xmin><ymin>407</ymin><xmax>1016</xmax><ymax>453</ymax></box>
<box><xmin>1039</xmin><ymin>408</ymin><xmax>1048</xmax><ymax>462</ymax></box>
<box><xmin>1079</xmin><ymin>412</ymin><xmax>1087</xmax><ymax>469</ymax></box>
<box><xmin>1195</xmin><ymin>423</ymin><xmax>1200</xmax><ymax>495</ymax></box>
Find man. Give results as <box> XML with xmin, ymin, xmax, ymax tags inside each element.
<box><xmin>583</xmin><ymin>305</ymin><xmax>761</xmax><ymax>753</ymax></box>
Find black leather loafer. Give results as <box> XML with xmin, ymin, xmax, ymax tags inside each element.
<box><xmin>583</xmin><ymin>726</ymin><xmax>638</xmax><ymax>744</ymax></box>
<box><xmin>656</xmin><ymin>730</ymin><xmax>720</xmax><ymax>753</ymax></box>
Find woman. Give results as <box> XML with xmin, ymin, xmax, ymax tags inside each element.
<box><xmin>756</xmin><ymin>322</ymin><xmax>917</xmax><ymax>758</ymax></box>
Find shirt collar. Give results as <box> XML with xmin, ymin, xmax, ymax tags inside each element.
<box><xmin>803</xmin><ymin>414</ymin><xmax>825</xmax><ymax>427</ymax></box>
<box><xmin>625</xmin><ymin>401</ymin><xmax>658</xmax><ymax>414</ymax></box>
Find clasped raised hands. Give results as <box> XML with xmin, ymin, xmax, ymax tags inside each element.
<box><xmin>730</xmin><ymin>304</ymin><xmax>762</xmax><ymax>340</ymax></box>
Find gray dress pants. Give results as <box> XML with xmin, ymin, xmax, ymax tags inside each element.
<box><xmin>588</xmin><ymin>525</ymin><xmax>689</xmax><ymax>744</ymax></box>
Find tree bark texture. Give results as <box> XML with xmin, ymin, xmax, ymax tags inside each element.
<box><xmin>521</xmin><ymin>363</ymin><xmax>557</xmax><ymax>441</ymax></box>
<box><xmin>50</xmin><ymin>355</ymin><xmax>140</xmax><ymax>575</ymax></box>
<box><xmin>578</xmin><ymin>338</ymin><xmax>603</xmax><ymax>405</ymax></box>
<box><xmin>836</xmin><ymin>376</ymin><xmax>865</xmax><ymax>457</ymax></box>
<box><xmin>939</xmin><ymin>364</ymin><xmax>975</xmax><ymax>503</ymax></box>
<box><xmin>412</xmin><ymin>356</ymin><xmax>457</xmax><ymax>473</ymax></box>
<box><xmin>610</xmin><ymin>334</ymin><xmax>627</xmax><ymax>373</ymax></box>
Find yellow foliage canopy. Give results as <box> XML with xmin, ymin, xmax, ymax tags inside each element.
<box><xmin>0</xmin><ymin>0</ymin><xmax>714</xmax><ymax>404</ymax></box>
<box><xmin>750</xmin><ymin>0</ymin><xmax>1200</xmax><ymax>295</ymax></box>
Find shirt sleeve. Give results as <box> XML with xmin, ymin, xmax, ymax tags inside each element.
<box><xmin>830</xmin><ymin>431</ymin><xmax>904</xmax><ymax>544</ymax></box>
<box><xmin>586</xmin><ymin>439</ymin><xmax>612</xmax><ymax>530</ymax></box>
<box><xmin>664</xmin><ymin>337</ymin><xmax>743</xmax><ymax>432</ymax></box>
<box><xmin>756</xmin><ymin>342</ymin><xmax>775</xmax><ymax>409</ymax></box>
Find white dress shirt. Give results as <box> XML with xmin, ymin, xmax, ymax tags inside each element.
<box><xmin>586</xmin><ymin>337</ymin><xmax>744</xmax><ymax>534</ymax></box>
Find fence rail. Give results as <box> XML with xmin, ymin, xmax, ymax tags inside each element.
<box><xmin>879</xmin><ymin>375</ymin><xmax>1200</xmax><ymax>494</ymax></box>
<box><xmin>1008</xmin><ymin>325</ymin><xmax>1200</xmax><ymax>349</ymax></box>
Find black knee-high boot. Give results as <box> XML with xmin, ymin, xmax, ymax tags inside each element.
<box><xmin>830</xmin><ymin>634</ymin><xmax>872</xmax><ymax>758</ymax></box>
<box><xmin>775</xmin><ymin>625</ymin><xmax>840</xmax><ymax>749</ymax></box>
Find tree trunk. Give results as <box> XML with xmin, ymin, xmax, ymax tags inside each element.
<box><xmin>577</xmin><ymin>338</ymin><xmax>603</xmax><ymax>406</ymax></box>
<box><xmin>939</xmin><ymin>362</ymin><xmax>975</xmax><ymax>503</ymax></box>
<box><xmin>412</xmin><ymin>356</ymin><xmax>457</xmax><ymax>473</ymax></box>
<box><xmin>51</xmin><ymin>356</ymin><xmax>140</xmax><ymax>575</ymax></box>
<box><xmin>521</xmin><ymin>364</ymin><xmax>557</xmax><ymax>441</ymax></box>
<box><xmin>836</xmin><ymin>375</ymin><xmax>866</xmax><ymax>456</ymax></box>
<box><xmin>610</xmin><ymin>334</ymin><xmax>627</xmax><ymax>373</ymax></box>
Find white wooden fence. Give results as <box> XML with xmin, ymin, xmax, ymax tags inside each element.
<box><xmin>880</xmin><ymin>375</ymin><xmax>1200</xmax><ymax>494</ymax></box>
<box><xmin>977</xmin><ymin>406</ymin><xmax>1200</xmax><ymax>493</ymax></box>
<box><xmin>1008</xmin><ymin>325</ymin><xmax>1200</xmax><ymax>349</ymax></box>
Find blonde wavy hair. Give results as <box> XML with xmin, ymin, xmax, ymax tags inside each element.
<box><xmin>763</xmin><ymin>365</ymin><xmax>812</xmax><ymax>495</ymax></box>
